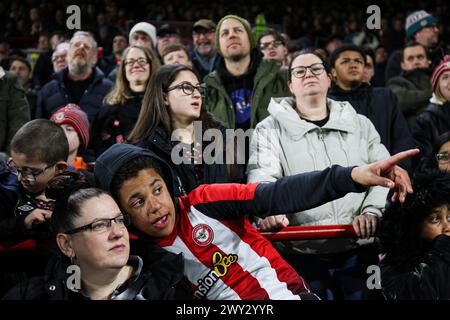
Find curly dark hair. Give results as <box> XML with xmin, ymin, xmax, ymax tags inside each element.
<box><xmin>379</xmin><ymin>169</ymin><xmax>450</xmax><ymax>271</ymax></box>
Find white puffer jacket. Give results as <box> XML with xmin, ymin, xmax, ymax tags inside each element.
<box><xmin>247</xmin><ymin>97</ymin><xmax>390</xmax><ymax>254</ymax></box>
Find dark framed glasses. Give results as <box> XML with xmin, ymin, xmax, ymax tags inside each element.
<box><xmin>7</xmin><ymin>158</ymin><xmax>56</xmax><ymax>182</ymax></box>
<box><xmin>65</xmin><ymin>214</ymin><xmax>131</xmax><ymax>235</ymax></box>
<box><xmin>259</xmin><ymin>40</ymin><xmax>284</xmax><ymax>51</ymax></box>
<box><xmin>290</xmin><ymin>63</ymin><xmax>326</xmax><ymax>79</ymax></box>
<box><xmin>124</xmin><ymin>57</ymin><xmax>150</xmax><ymax>67</ymax></box>
<box><xmin>166</xmin><ymin>81</ymin><xmax>205</xmax><ymax>97</ymax></box>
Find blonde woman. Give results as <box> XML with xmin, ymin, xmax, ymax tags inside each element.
<box><xmin>92</xmin><ymin>45</ymin><xmax>160</xmax><ymax>157</ymax></box>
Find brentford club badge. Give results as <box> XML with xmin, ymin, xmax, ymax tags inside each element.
<box><xmin>192</xmin><ymin>224</ymin><xmax>214</xmax><ymax>246</ymax></box>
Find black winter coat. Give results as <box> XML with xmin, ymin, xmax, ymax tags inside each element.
<box><xmin>3</xmin><ymin>249</ymin><xmax>192</xmax><ymax>300</ymax></box>
<box><xmin>92</xmin><ymin>93</ymin><xmax>144</xmax><ymax>158</ymax></box>
<box><xmin>381</xmin><ymin>234</ymin><xmax>450</xmax><ymax>300</ymax></box>
<box><xmin>328</xmin><ymin>84</ymin><xmax>414</xmax><ymax>171</ymax></box>
<box><xmin>35</xmin><ymin>67</ymin><xmax>113</xmax><ymax>124</ymax></box>
<box><xmin>412</xmin><ymin>101</ymin><xmax>450</xmax><ymax>161</ymax></box>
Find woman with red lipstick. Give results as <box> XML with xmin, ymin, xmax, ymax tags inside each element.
<box><xmin>128</xmin><ymin>64</ymin><xmax>244</xmax><ymax>197</ymax></box>
<box><xmin>247</xmin><ymin>48</ymin><xmax>392</xmax><ymax>300</ymax></box>
<box><xmin>3</xmin><ymin>171</ymin><xmax>192</xmax><ymax>300</ymax></box>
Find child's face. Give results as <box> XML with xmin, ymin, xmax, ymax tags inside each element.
<box><xmin>61</xmin><ymin>124</ymin><xmax>80</xmax><ymax>155</ymax></box>
<box><xmin>118</xmin><ymin>168</ymin><xmax>176</xmax><ymax>238</ymax></box>
<box><xmin>421</xmin><ymin>204</ymin><xmax>450</xmax><ymax>241</ymax></box>
<box><xmin>10</xmin><ymin>151</ymin><xmax>58</xmax><ymax>195</ymax></box>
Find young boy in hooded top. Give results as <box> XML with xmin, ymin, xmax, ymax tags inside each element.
<box><xmin>95</xmin><ymin>143</ymin><xmax>417</xmax><ymax>300</ymax></box>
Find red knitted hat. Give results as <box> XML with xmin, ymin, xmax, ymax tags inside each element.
<box><xmin>431</xmin><ymin>55</ymin><xmax>450</xmax><ymax>96</ymax></box>
<box><xmin>50</xmin><ymin>104</ymin><xmax>90</xmax><ymax>149</ymax></box>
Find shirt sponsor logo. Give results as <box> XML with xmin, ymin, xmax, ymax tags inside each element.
<box><xmin>193</xmin><ymin>251</ymin><xmax>238</xmax><ymax>299</ymax></box>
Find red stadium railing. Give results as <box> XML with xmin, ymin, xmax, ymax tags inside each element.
<box><xmin>0</xmin><ymin>225</ymin><xmax>358</xmax><ymax>254</ymax></box>
<box><xmin>260</xmin><ymin>225</ymin><xmax>357</xmax><ymax>241</ymax></box>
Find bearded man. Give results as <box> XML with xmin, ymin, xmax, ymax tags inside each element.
<box><xmin>36</xmin><ymin>31</ymin><xmax>113</xmax><ymax>125</ymax></box>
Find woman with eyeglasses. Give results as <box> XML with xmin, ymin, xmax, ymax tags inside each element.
<box><xmin>247</xmin><ymin>48</ymin><xmax>392</xmax><ymax>300</ymax></box>
<box><xmin>3</xmin><ymin>171</ymin><xmax>192</xmax><ymax>300</ymax></box>
<box><xmin>92</xmin><ymin>45</ymin><xmax>160</xmax><ymax>158</ymax></box>
<box><xmin>127</xmin><ymin>64</ymin><xmax>244</xmax><ymax>197</ymax></box>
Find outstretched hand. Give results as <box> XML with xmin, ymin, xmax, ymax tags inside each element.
<box><xmin>351</xmin><ymin>149</ymin><xmax>420</xmax><ymax>203</ymax></box>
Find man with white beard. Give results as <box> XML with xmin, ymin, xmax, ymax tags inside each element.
<box><xmin>36</xmin><ymin>31</ymin><xmax>113</xmax><ymax>126</ymax></box>
<box><xmin>190</xmin><ymin>19</ymin><xmax>219</xmax><ymax>79</ymax></box>
<box><xmin>36</xmin><ymin>31</ymin><xmax>113</xmax><ymax>162</ymax></box>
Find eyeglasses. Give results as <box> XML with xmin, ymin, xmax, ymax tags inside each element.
<box><xmin>166</xmin><ymin>81</ymin><xmax>205</xmax><ymax>97</ymax></box>
<box><xmin>7</xmin><ymin>158</ymin><xmax>56</xmax><ymax>182</ymax></box>
<box><xmin>290</xmin><ymin>63</ymin><xmax>326</xmax><ymax>79</ymax></box>
<box><xmin>52</xmin><ymin>54</ymin><xmax>67</xmax><ymax>62</ymax></box>
<box><xmin>259</xmin><ymin>40</ymin><xmax>284</xmax><ymax>51</ymax></box>
<box><xmin>124</xmin><ymin>57</ymin><xmax>150</xmax><ymax>67</ymax></box>
<box><xmin>65</xmin><ymin>214</ymin><xmax>131</xmax><ymax>235</ymax></box>
<box><xmin>436</xmin><ymin>151</ymin><xmax>450</xmax><ymax>163</ymax></box>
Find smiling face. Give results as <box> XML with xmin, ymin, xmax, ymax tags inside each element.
<box><xmin>118</xmin><ymin>168</ymin><xmax>176</xmax><ymax>238</ymax></box>
<box><xmin>124</xmin><ymin>47</ymin><xmax>151</xmax><ymax>86</ymax></box>
<box><xmin>421</xmin><ymin>203</ymin><xmax>450</xmax><ymax>241</ymax></box>
<box><xmin>166</xmin><ymin>70</ymin><xmax>202</xmax><ymax>124</ymax></box>
<box><xmin>59</xmin><ymin>194</ymin><xmax>130</xmax><ymax>272</ymax></box>
<box><xmin>219</xmin><ymin>18</ymin><xmax>251</xmax><ymax>61</ymax></box>
<box><xmin>289</xmin><ymin>53</ymin><xmax>331</xmax><ymax>102</ymax></box>
<box><xmin>193</xmin><ymin>28</ymin><xmax>216</xmax><ymax>57</ymax></box>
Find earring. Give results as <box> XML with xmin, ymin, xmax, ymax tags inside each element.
<box><xmin>70</xmin><ymin>255</ymin><xmax>77</xmax><ymax>265</ymax></box>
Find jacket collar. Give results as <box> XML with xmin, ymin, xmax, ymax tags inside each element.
<box><xmin>55</xmin><ymin>66</ymin><xmax>105</xmax><ymax>86</ymax></box>
<box><xmin>268</xmin><ymin>97</ymin><xmax>357</xmax><ymax>140</ymax></box>
<box><xmin>329</xmin><ymin>82</ymin><xmax>370</xmax><ymax>96</ymax></box>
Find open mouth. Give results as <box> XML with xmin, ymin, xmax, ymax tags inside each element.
<box><xmin>152</xmin><ymin>214</ymin><xmax>169</xmax><ymax>229</ymax></box>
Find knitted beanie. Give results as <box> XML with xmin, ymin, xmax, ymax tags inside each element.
<box><xmin>50</xmin><ymin>104</ymin><xmax>90</xmax><ymax>150</ymax></box>
<box><xmin>405</xmin><ymin>10</ymin><xmax>437</xmax><ymax>39</ymax></box>
<box><xmin>215</xmin><ymin>15</ymin><xmax>256</xmax><ymax>57</ymax></box>
<box><xmin>431</xmin><ymin>55</ymin><xmax>450</xmax><ymax>99</ymax></box>
<box><xmin>129</xmin><ymin>22</ymin><xmax>157</xmax><ymax>48</ymax></box>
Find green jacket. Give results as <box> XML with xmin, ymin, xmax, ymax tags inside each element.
<box><xmin>387</xmin><ymin>68</ymin><xmax>432</xmax><ymax>127</ymax></box>
<box><xmin>204</xmin><ymin>59</ymin><xmax>290</xmax><ymax>129</ymax></box>
<box><xmin>0</xmin><ymin>68</ymin><xmax>30</xmax><ymax>152</ymax></box>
